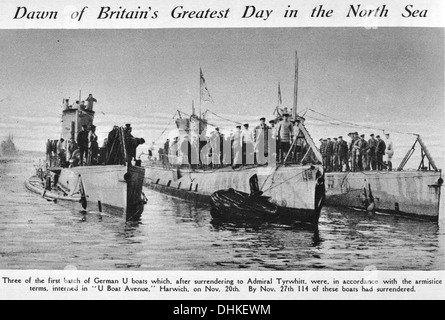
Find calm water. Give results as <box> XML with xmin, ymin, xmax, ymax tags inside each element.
<box><xmin>0</xmin><ymin>155</ymin><xmax>444</xmax><ymax>270</ymax></box>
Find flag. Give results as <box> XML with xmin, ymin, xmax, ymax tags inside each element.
<box><xmin>200</xmin><ymin>68</ymin><xmax>214</xmax><ymax>103</ymax></box>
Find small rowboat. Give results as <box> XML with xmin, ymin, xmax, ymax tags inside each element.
<box><xmin>211</xmin><ymin>188</ymin><xmax>279</xmax><ymax>220</ymax></box>
<box><xmin>210</xmin><ymin>174</ymin><xmax>323</xmax><ymax>225</ymax></box>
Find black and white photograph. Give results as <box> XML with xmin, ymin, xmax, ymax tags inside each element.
<box><xmin>0</xmin><ymin>0</ymin><xmax>444</xmax><ymax>301</ymax></box>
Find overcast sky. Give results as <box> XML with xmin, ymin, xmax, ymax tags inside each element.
<box><xmin>0</xmin><ymin>28</ymin><xmax>443</xmax><ymax>167</ymax></box>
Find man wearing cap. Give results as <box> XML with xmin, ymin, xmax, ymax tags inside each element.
<box><xmin>357</xmin><ymin>134</ymin><xmax>369</xmax><ymax>171</ymax></box>
<box><xmin>276</xmin><ymin>113</ymin><xmax>293</xmax><ymax>164</ymax></box>
<box><xmin>210</xmin><ymin>129</ymin><xmax>221</xmax><ymax>169</ymax></box>
<box><xmin>376</xmin><ymin>135</ymin><xmax>386</xmax><ymax>170</ymax></box>
<box><xmin>384</xmin><ymin>133</ymin><xmax>394</xmax><ymax>171</ymax></box>
<box><xmin>254</xmin><ymin>117</ymin><xmax>269</xmax><ymax>165</ymax></box>
<box><xmin>56</xmin><ymin>138</ymin><xmax>66</xmax><ymax>167</ymax></box>
<box><xmin>351</xmin><ymin>132</ymin><xmax>361</xmax><ymax>171</ymax></box>
<box><xmin>326</xmin><ymin>138</ymin><xmax>334</xmax><ymax>171</ymax></box>
<box><xmin>319</xmin><ymin>138</ymin><xmax>329</xmax><ymax>171</ymax></box>
<box><xmin>338</xmin><ymin>136</ymin><xmax>349</xmax><ymax>171</ymax></box>
<box><xmin>241</xmin><ymin>123</ymin><xmax>254</xmax><ymax>165</ymax></box>
<box><xmin>269</xmin><ymin>120</ymin><xmax>278</xmax><ymax>163</ymax></box>
<box><xmin>87</xmin><ymin>125</ymin><xmax>99</xmax><ymax>165</ymax></box>
<box><xmin>332</xmin><ymin>137</ymin><xmax>339</xmax><ymax>171</ymax></box>
<box><xmin>216</xmin><ymin>127</ymin><xmax>224</xmax><ymax>166</ymax></box>
<box><xmin>231</xmin><ymin>125</ymin><xmax>242</xmax><ymax>168</ymax></box>
<box><xmin>367</xmin><ymin>134</ymin><xmax>378</xmax><ymax>170</ymax></box>
<box><xmin>106</xmin><ymin>125</ymin><xmax>119</xmax><ymax>165</ymax></box>
<box><xmin>76</xmin><ymin>124</ymin><xmax>89</xmax><ymax>166</ymax></box>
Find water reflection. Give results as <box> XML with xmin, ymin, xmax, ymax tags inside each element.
<box><xmin>1</xmin><ymin>156</ymin><xmax>444</xmax><ymax>270</ymax></box>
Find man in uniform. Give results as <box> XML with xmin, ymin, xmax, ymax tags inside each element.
<box><xmin>241</xmin><ymin>123</ymin><xmax>254</xmax><ymax>165</ymax></box>
<box><xmin>106</xmin><ymin>125</ymin><xmax>119</xmax><ymax>164</ymax></box>
<box><xmin>210</xmin><ymin>129</ymin><xmax>221</xmax><ymax>169</ymax></box>
<box><xmin>384</xmin><ymin>133</ymin><xmax>394</xmax><ymax>171</ymax></box>
<box><xmin>332</xmin><ymin>137</ymin><xmax>339</xmax><ymax>171</ymax></box>
<box><xmin>351</xmin><ymin>132</ymin><xmax>360</xmax><ymax>171</ymax></box>
<box><xmin>376</xmin><ymin>135</ymin><xmax>386</xmax><ymax>170</ymax></box>
<box><xmin>326</xmin><ymin>138</ymin><xmax>334</xmax><ymax>172</ymax></box>
<box><xmin>320</xmin><ymin>138</ymin><xmax>329</xmax><ymax>171</ymax></box>
<box><xmin>269</xmin><ymin>119</ymin><xmax>277</xmax><ymax>163</ymax></box>
<box><xmin>231</xmin><ymin>125</ymin><xmax>242</xmax><ymax>168</ymax></box>
<box><xmin>357</xmin><ymin>134</ymin><xmax>368</xmax><ymax>171</ymax></box>
<box><xmin>367</xmin><ymin>133</ymin><xmax>378</xmax><ymax>170</ymax></box>
<box><xmin>254</xmin><ymin>117</ymin><xmax>269</xmax><ymax>165</ymax></box>
<box><xmin>87</xmin><ymin>125</ymin><xmax>99</xmax><ymax>165</ymax></box>
<box><xmin>276</xmin><ymin>113</ymin><xmax>293</xmax><ymax>164</ymax></box>
<box><xmin>76</xmin><ymin>124</ymin><xmax>89</xmax><ymax>166</ymax></box>
<box><xmin>56</xmin><ymin>138</ymin><xmax>66</xmax><ymax>167</ymax></box>
<box><xmin>338</xmin><ymin>136</ymin><xmax>349</xmax><ymax>171</ymax></box>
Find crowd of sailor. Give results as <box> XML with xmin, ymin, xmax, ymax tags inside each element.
<box><xmin>156</xmin><ymin>111</ymin><xmax>395</xmax><ymax>172</ymax></box>
<box><xmin>319</xmin><ymin>132</ymin><xmax>394</xmax><ymax>172</ymax></box>
<box><xmin>47</xmin><ymin>123</ymin><xmax>145</xmax><ymax>168</ymax></box>
<box><xmin>47</xmin><ymin>94</ymin><xmax>145</xmax><ymax>168</ymax></box>
<box><xmin>158</xmin><ymin>113</ymin><xmax>316</xmax><ymax>170</ymax></box>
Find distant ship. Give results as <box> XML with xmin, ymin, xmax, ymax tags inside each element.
<box><xmin>25</xmin><ymin>94</ymin><xmax>146</xmax><ymax>220</ymax></box>
<box><xmin>1</xmin><ymin>134</ymin><xmax>18</xmax><ymax>157</ymax></box>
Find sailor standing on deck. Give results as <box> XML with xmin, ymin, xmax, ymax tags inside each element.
<box><xmin>241</xmin><ymin>123</ymin><xmax>254</xmax><ymax>165</ymax></box>
<box><xmin>87</xmin><ymin>125</ymin><xmax>98</xmax><ymax>165</ymax></box>
<box><xmin>320</xmin><ymin>138</ymin><xmax>329</xmax><ymax>171</ymax></box>
<box><xmin>106</xmin><ymin>125</ymin><xmax>119</xmax><ymax>165</ymax></box>
<box><xmin>269</xmin><ymin>120</ymin><xmax>278</xmax><ymax>163</ymax></box>
<box><xmin>56</xmin><ymin>138</ymin><xmax>66</xmax><ymax>167</ymax></box>
<box><xmin>357</xmin><ymin>134</ymin><xmax>368</xmax><ymax>171</ymax></box>
<box><xmin>326</xmin><ymin>138</ymin><xmax>334</xmax><ymax>172</ymax></box>
<box><xmin>338</xmin><ymin>136</ymin><xmax>349</xmax><ymax>172</ymax></box>
<box><xmin>210</xmin><ymin>129</ymin><xmax>221</xmax><ymax>169</ymax></box>
<box><xmin>66</xmin><ymin>137</ymin><xmax>77</xmax><ymax>165</ymax></box>
<box><xmin>77</xmin><ymin>124</ymin><xmax>89</xmax><ymax>166</ymax></box>
<box><xmin>351</xmin><ymin>132</ymin><xmax>360</xmax><ymax>171</ymax></box>
<box><xmin>367</xmin><ymin>134</ymin><xmax>378</xmax><ymax>170</ymax></box>
<box><xmin>231</xmin><ymin>125</ymin><xmax>242</xmax><ymax>168</ymax></box>
<box><xmin>332</xmin><ymin>137</ymin><xmax>339</xmax><ymax>171</ymax></box>
<box><xmin>384</xmin><ymin>133</ymin><xmax>394</xmax><ymax>171</ymax></box>
<box><xmin>254</xmin><ymin>117</ymin><xmax>269</xmax><ymax>165</ymax></box>
<box><xmin>276</xmin><ymin>113</ymin><xmax>293</xmax><ymax>164</ymax></box>
<box><xmin>376</xmin><ymin>135</ymin><xmax>386</xmax><ymax>170</ymax></box>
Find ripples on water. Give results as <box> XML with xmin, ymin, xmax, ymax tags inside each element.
<box><xmin>0</xmin><ymin>156</ymin><xmax>444</xmax><ymax>270</ymax></box>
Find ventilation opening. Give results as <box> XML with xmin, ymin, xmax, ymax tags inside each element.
<box><xmin>167</xmin><ymin>180</ymin><xmax>171</xmax><ymax>187</ymax></box>
<box><xmin>155</xmin><ymin>179</ymin><xmax>160</xmax><ymax>184</ymax></box>
<box><xmin>178</xmin><ymin>182</ymin><xmax>181</xmax><ymax>189</ymax></box>
<box><xmin>195</xmin><ymin>184</ymin><xmax>198</xmax><ymax>192</ymax></box>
